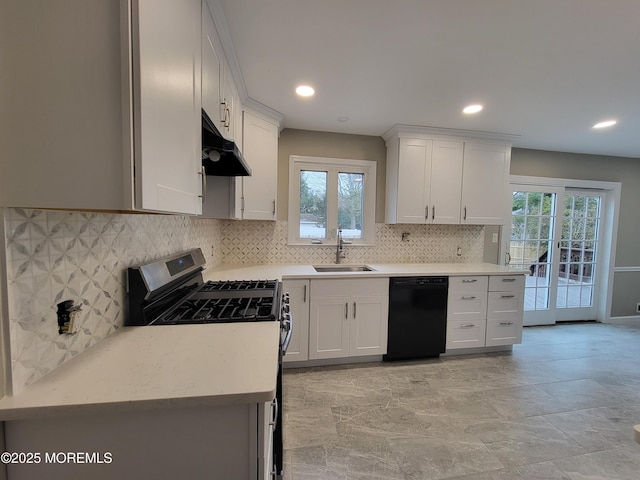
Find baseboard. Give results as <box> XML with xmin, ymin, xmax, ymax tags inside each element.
<box><xmin>603</xmin><ymin>315</ymin><xmax>640</xmax><ymax>324</ymax></box>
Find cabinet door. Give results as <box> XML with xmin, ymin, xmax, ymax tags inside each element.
<box><xmin>220</xmin><ymin>60</ymin><xmax>236</xmax><ymax>141</ymax></box>
<box><xmin>460</xmin><ymin>142</ymin><xmax>510</xmax><ymax>225</ymax></box>
<box><xmin>241</xmin><ymin>111</ymin><xmax>278</xmax><ymax>220</ymax></box>
<box><xmin>396</xmin><ymin>138</ymin><xmax>431</xmax><ymax>223</ymax></box>
<box><xmin>309</xmin><ymin>296</ymin><xmax>350</xmax><ymax>359</ymax></box>
<box><xmin>132</xmin><ymin>0</ymin><xmax>202</xmax><ymax>214</ymax></box>
<box><xmin>282</xmin><ymin>279</ymin><xmax>310</xmax><ymax>363</ymax></box>
<box><xmin>430</xmin><ymin>141</ymin><xmax>463</xmax><ymax>224</ymax></box>
<box><xmin>201</xmin><ymin>1</ymin><xmax>222</xmax><ymax>127</ymax></box>
<box><xmin>350</xmin><ymin>295</ymin><xmax>388</xmax><ymax>356</ymax></box>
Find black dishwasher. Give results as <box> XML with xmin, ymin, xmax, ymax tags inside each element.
<box><xmin>384</xmin><ymin>277</ymin><xmax>448</xmax><ymax>361</ymax></box>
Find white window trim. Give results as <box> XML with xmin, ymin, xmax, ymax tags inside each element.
<box><xmin>288</xmin><ymin>155</ymin><xmax>376</xmax><ymax>246</ymax></box>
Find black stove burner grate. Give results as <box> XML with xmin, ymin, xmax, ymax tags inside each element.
<box><xmin>199</xmin><ymin>280</ymin><xmax>278</xmax><ymax>292</ymax></box>
<box><xmin>159</xmin><ymin>295</ymin><xmax>276</xmax><ymax>324</ymax></box>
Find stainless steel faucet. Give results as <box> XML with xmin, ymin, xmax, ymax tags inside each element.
<box><xmin>336</xmin><ymin>227</ymin><xmax>346</xmax><ymax>264</ymax></box>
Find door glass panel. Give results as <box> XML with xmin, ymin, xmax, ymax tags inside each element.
<box><xmin>337</xmin><ymin>172</ymin><xmax>364</xmax><ymax>239</ymax></box>
<box><xmin>510</xmin><ymin>191</ymin><xmax>557</xmax><ymax>311</ymax></box>
<box><xmin>299</xmin><ymin>170</ymin><xmax>327</xmax><ymax>239</ymax></box>
<box><xmin>556</xmin><ymin>192</ymin><xmax>601</xmax><ymax>309</ymax></box>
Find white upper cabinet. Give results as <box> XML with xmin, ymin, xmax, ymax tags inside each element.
<box><xmin>132</xmin><ymin>0</ymin><xmax>203</xmax><ymax>214</ymax></box>
<box><xmin>460</xmin><ymin>142</ymin><xmax>511</xmax><ymax>225</ymax></box>
<box><xmin>241</xmin><ymin>110</ymin><xmax>279</xmax><ymax>220</ymax></box>
<box><xmin>201</xmin><ymin>1</ymin><xmax>222</xmax><ymax>128</ymax></box>
<box><xmin>1</xmin><ymin>0</ymin><xmax>202</xmax><ymax>214</ymax></box>
<box><xmin>385</xmin><ymin>127</ymin><xmax>511</xmax><ymax>226</ymax></box>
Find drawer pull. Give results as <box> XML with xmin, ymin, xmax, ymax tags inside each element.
<box><xmin>460</xmin><ymin>324</ymin><xmax>476</xmax><ymax>328</ymax></box>
<box><xmin>462</xmin><ymin>279</ymin><xmax>478</xmax><ymax>283</ymax></box>
<box><xmin>461</xmin><ymin>296</ymin><xmax>477</xmax><ymax>300</ymax></box>
<box><xmin>502</xmin><ymin>278</ymin><xmax>517</xmax><ymax>282</ymax></box>
<box><xmin>499</xmin><ymin>321</ymin><xmax>515</xmax><ymax>326</ymax></box>
<box><xmin>501</xmin><ymin>295</ymin><xmax>515</xmax><ymax>299</ymax></box>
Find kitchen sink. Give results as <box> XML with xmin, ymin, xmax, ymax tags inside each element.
<box><xmin>313</xmin><ymin>265</ymin><xmax>375</xmax><ymax>273</ymax></box>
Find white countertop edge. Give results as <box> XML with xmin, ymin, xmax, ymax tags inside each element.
<box><xmin>0</xmin><ymin>389</ymin><xmax>277</xmax><ymax>422</ymax></box>
<box><xmin>204</xmin><ymin>263</ymin><xmax>529</xmax><ymax>281</ymax></box>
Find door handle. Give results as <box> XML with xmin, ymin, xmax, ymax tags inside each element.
<box><xmin>461</xmin><ymin>296</ymin><xmax>477</xmax><ymax>300</ymax></box>
<box><xmin>345</xmin><ymin>303</ymin><xmax>348</xmax><ymax>319</ymax></box>
<box><xmin>353</xmin><ymin>302</ymin><xmax>356</xmax><ymax>319</ymax></box>
<box><xmin>432</xmin><ymin>206</ymin><xmax>435</xmax><ymax>220</ymax></box>
<box><xmin>303</xmin><ymin>284</ymin><xmax>307</xmax><ymax>303</ymax></box>
<box><xmin>499</xmin><ymin>321</ymin><xmax>515</xmax><ymax>326</ymax></box>
<box><xmin>501</xmin><ymin>295</ymin><xmax>515</xmax><ymax>299</ymax></box>
<box><xmin>425</xmin><ymin>205</ymin><xmax>429</xmax><ymax>221</ymax></box>
<box><xmin>460</xmin><ymin>324</ymin><xmax>476</xmax><ymax>328</ymax></box>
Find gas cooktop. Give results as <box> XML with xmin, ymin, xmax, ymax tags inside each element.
<box><xmin>126</xmin><ymin>250</ymin><xmax>282</xmax><ymax>326</ymax></box>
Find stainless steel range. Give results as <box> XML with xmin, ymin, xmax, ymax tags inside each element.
<box><xmin>125</xmin><ymin>248</ymin><xmax>290</xmax><ymax>478</ymax></box>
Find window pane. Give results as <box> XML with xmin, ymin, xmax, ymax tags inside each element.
<box><xmin>338</xmin><ymin>172</ymin><xmax>364</xmax><ymax>239</ymax></box>
<box><xmin>299</xmin><ymin>170</ymin><xmax>327</xmax><ymax>239</ymax></box>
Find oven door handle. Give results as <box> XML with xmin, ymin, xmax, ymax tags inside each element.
<box><xmin>281</xmin><ymin>313</ymin><xmax>293</xmax><ymax>355</ymax></box>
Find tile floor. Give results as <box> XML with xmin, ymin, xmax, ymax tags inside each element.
<box><xmin>282</xmin><ymin>321</ymin><xmax>640</xmax><ymax>479</ymax></box>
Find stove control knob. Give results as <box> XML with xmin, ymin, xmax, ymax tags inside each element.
<box><xmin>283</xmin><ymin>304</ymin><xmax>290</xmax><ymax>314</ymax></box>
<box><xmin>283</xmin><ymin>293</ymin><xmax>290</xmax><ymax>302</ymax></box>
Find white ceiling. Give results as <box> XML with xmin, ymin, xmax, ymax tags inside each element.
<box><xmin>217</xmin><ymin>0</ymin><xmax>640</xmax><ymax>158</ymax></box>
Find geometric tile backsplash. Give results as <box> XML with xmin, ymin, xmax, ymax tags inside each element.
<box><xmin>221</xmin><ymin>220</ymin><xmax>485</xmax><ymax>265</ymax></box>
<box><xmin>2</xmin><ymin>208</ymin><xmax>484</xmax><ymax>393</ymax></box>
<box><xmin>2</xmin><ymin>208</ymin><xmax>223</xmax><ymax>393</ymax></box>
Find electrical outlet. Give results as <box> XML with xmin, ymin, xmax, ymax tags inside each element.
<box><xmin>492</xmin><ymin>233</ymin><xmax>499</xmax><ymax>243</ymax></box>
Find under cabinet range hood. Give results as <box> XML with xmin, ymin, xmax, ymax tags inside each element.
<box><xmin>201</xmin><ymin>109</ymin><xmax>252</xmax><ymax>176</ymax></box>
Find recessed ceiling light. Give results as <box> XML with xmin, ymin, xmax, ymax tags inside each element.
<box><xmin>592</xmin><ymin>120</ymin><xmax>617</xmax><ymax>129</ymax></box>
<box><xmin>463</xmin><ymin>104</ymin><xmax>483</xmax><ymax>114</ymax></box>
<box><xmin>295</xmin><ymin>85</ymin><xmax>315</xmax><ymax>97</ymax></box>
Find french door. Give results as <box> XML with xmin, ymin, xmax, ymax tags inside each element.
<box><xmin>508</xmin><ymin>185</ymin><xmax>604</xmax><ymax>326</ymax></box>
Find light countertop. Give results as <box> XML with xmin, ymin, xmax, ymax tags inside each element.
<box><xmin>0</xmin><ymin>322</ymin><xmax>280</xmax><ymax>421</ymax></box>
<box><xmin>204</xmin><ymin>262</ymin><xmax>527</xmax><ymax>282</ymax></box>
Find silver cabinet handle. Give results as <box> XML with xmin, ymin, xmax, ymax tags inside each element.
<box><xmin>501</xmin><ymin>295</ymin><xmax>515</xmax><ymax>299</ymax></box>
<box><xmin>462</xmin><ymin>279</ymin><xmax>477</xmax><ymax>283</ymax></box>
<box><xmin>464</xmin><ymin>206</ymin><xmax>467</xmax><ymax>220</ymax></box>
<box><xmin>303</xmin><ymin>284</ymin><xmax>307</xmax><ymax>303</ymax></box>
<box><xmin>345</xmin><ymin>303</ymin><xmax>348</xmax><ymax>319</ymax></box>
<box><xmin>461</xmin><ymin>324</ymin><xmax>476</xmax><ymax>328</ymax></box>
<box><xmin>272</xmin><ymin>199</ymin><xmax>276</xmax><ymax>216</ymax></box>
<box><xmin>353</xmin><ymin>302</ymin><xmax>356</xmax><ymax>319</ymax></box>
<box><xmin>502</xmin><ymin>278</ymin><xmax>517</xmax><ymax>282</ymax></box>
<box><xmin>269</xmin><ymin>398</ymin><xmax>278</xmax><ymax>430</ymax></box>
<box><xmin>432</xmin><ymin>206</ymin><xmax>435</xmax><ymax>220</ymax></box>
<box><xmin>425</xmin><ymin>205</ymin><xmax>429</xmax><ymax>221</ymax></box>
<box><xmin>199</xmin><ymin>165</ymin><xmax>206</xmax><ymax>202</ymax></box>
<box><xmin>461</xmin><ymin>296</ymin><xmax>477</xmax><ymax>300</ymax></box>
<box><xmin>500</xmin><ymin>321</ymin><xmax>515</xmax><ymax>326</ymax></box>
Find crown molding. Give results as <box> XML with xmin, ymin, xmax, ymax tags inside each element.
<box><xmin>206</xmin><ymin>0</ymin><xmax>285</xmax><ymax>127</ymax></box>
<box><xmin>383</xmin><ymin>124</ymin><xmax>520</xmax><ymax>144</ymax></box>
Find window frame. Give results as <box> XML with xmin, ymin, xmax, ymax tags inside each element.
<box><xmin>288</xmin><ymin>155</ymin><xmax>376</xmax><ymax>246</ymax></box>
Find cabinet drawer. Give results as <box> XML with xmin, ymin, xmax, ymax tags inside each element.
<box><xmin>485</xmin><ymin>318</ymin><xmax>522</xmax><ymax>347</ymax></box>
<box><xmin>448</xmin><ymin>291</ymin><xmax>487</xmax><ymax>320</ymax></box>
<box><xmin>488</xmin><ymin>275</ymin><xmax>524</xmax><ymax>292</ymax></box>
<box><xmin>487</xmin><ymin>291</ymin><xmax>524</xmax><ymax>320</ymax></box>
<box><xmin>446</xmin><ymin>319</ymin><xmax>486</xmax><ymax>350</ymax></box>
<box><xmin>449</xmin><ymin>276</ymin><xmax>488</xmax><ymax>293</ymax></box>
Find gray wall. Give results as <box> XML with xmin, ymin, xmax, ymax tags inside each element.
<box><xmin>510</xmin><ymin>148</ymin><xmax>640</xmax><ymax>317</ymax></box>
<box><xmin>277</xmin><ymin>129</ymin><xmax>387</xmax><ymax>223</ymax></box>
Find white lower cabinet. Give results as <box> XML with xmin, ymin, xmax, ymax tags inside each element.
<box><xmin>282</xmin><ymin>279</ymin><xmax>310</xmax><ymax>362</ymax></box>
<box><xmin>486</xmin><ymin>275</ymin><xmax>525</xmax><ymax>347</ymax></box>
<box><xmin>258</xmin><ymin>399</ymin><xmax>277</xmax><ymax>480</ymax></box>
<box><xmin>309</xmin><ymin>278</ymin><xmax>388</xmax><ymax>360</ymax></box>
<box><xmin>5</xmin><ymin>402</ymin><xmax>273</xmax><ymax>480</ymax></box>
<box><xmin>446</xmin><ymin>276</ymin><xmax>489</xmax><ymax>350</ymax></box>
<box><xmin>446</xmin><ymin>275</ymin><xmax>524</xmax><ymax>351</ymax></box>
